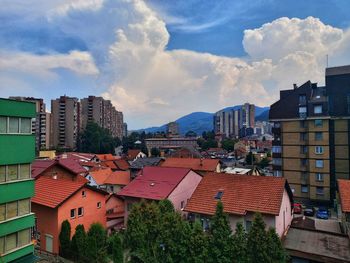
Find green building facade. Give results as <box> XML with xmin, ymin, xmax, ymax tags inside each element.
<box><xmin>0</xmin><ymin>99</ymin><xmax>36</xmax><ymax>262</ymax></box>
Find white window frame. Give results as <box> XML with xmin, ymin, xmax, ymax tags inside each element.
<box><xmin>315</xmin><ymin>146</ymin><xmax>324</xmax><ymax>154</ymax></box>
<box><xmin>70</xmin><ymin>209</ymin><xmax>76</xmax><ymax>219</ymax></box>
<box><xmin>316</xmin><ymin>173</ymin><xmax>324</xmax><ymax>182</ymax></box>
<box><xmin>0</xmin><ymin>117</ymin><xmax>32</xmax><ymax>135</ymax></box>
<box><xmin>78</xmin><ymin>207</ymin><xmax>84</xmax><ymax>217</ymax></box>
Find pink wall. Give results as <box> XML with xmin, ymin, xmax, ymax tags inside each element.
<box><xmin>275</xmin><ymin>189</ymin><xmax>293</xmax><ymax>237</ymax></box>
<box><xmin>168</xmin><ymin>170</ymin><xmax>202</xmax><ymax>212</ymax></box>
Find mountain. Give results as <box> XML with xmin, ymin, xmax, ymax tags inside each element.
<box><xmin>137</xmin><ymin>106</ymin><xmax>269</xmax><ymax>135</ymax></box>
<box><xmin>255</xmin><ymin>109</ymin><xmax>270</xmax><ymax>121</ymax></box>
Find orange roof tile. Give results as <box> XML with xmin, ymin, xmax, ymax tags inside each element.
<box><xmin>32</xmin><ymin>176</ymin><xmax>86</xmax><ymax>208</ymax></box>
<box><xmin>89</xmin><ymin>168</ymin><xmax>113</xmax><ymax>185</ymax></box>
<box><xmin>103</xmin><ymin>160</ymin><xmax>118</xmax><ymax>169</ymax></box>
<box><xmin>104</xmin><ymin>171</ymin><xmax>130</xmax><ymax>185</ymax></box>
<box><xmin>161</xmin><ymin>157</ymin><xmax>219</xmax><ymax>172</ymax></box>
<box><xmin>96</xmin><ymin>154</ymin><xmax>118</xmax><ymax>161</ymax></box>
<box><xmin>338</xmin><ymin>179</ymin><xmax>350</xmax><ymax>213</ymax></box>
<box><xmin>185</xmin><ymin>173</ymin><xmax>289</xmax><ymax>216</ymax></box>
<box><xmin>114</xmin><ymin>159</ymin><xmax>130</xmax><ymax>170</ymax></box>
<box><xmin>127</xmin><ymin>149</ymin><xmax>142</xmax><ymax>160</ymax></box>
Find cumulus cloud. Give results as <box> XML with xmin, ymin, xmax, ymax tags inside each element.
<box><xmin>1</xmin><ymin>0</ymin><xmax>350</xmax><ymax>128</ymax></box>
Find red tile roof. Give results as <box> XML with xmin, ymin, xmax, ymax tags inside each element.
<box><xmin>96</xmin><ymin>154</ymin><xmax>118</xmax><ymax>161</ymax></box>
<box><xmin>90</xmin><ymin>168</ymin><xmax>130</xmax><ymax>186</ymax></box>
<box><xmin>161</xmin><ymin>157</ymin><xmax>219</xmax><ymax>172</ymax></box>
<box><xmin>338</xmin><ymin>179</ymin><xmax>350</xmax><ymax>213</ymax></box>
<box><xmin>185</xmin><ymin>173</ymin><xmax>289</xmax><ymax>216</ymax></box>
<box><xmin>90</xmin><ymin>168</ymin><xmax>114</xmax><ymax>185</ymax></box>
<box><xmin>32</xmin><ymin>176</ymin><xmax>86</xmax><ymax>208</ymax></box>
<box><xmin>127</xmin><ymin>149</ymin><xmax>142</xmax><ymax>160</ymax></box>
<box><xmin>32</xmin><ymin>158</ymin><xmax>87</xmax><ymax>178</ymax></box>
<box><xmin>114</xmin><ymin>159</ymin><xmax>130</xmax><ymax>170</ymax></box>
<box><xmin>31</xmin><ymin>160</ymin><xmax>56</xmax><ymax>178</ymax></box>
<box><xmin>118</xmin><ymin>166</ymin><xmax>191</xmax><ymax>200</ymax></box>
<box><xmin>58</xmin><ymin>158</ymin><xmax>87</xmax><ymax>174</ymax></box>
<box><xmin>103</xmin><ymin>160</ymin><xmax>118</xmax><ymax>169</ymax></box>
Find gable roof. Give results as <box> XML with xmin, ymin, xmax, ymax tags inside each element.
<box><xmin>114</xmin><ymin>159</ymin><xmax>130</xmax><ymax>170</ymax></box>
<box><xmin>32</xmin><ymin>176</ymin><xmax>86</xmax><ymax>208</ymax></box>
<box><xmin>89</xmin><ymin>168</ymin><xmax>130</xmax><ymax>186</ymax></box>
<box><xmin>161</xmin><ymin>157</ymin><xmax>219</xmax><ymax>172</ymax></box>
<box><xmin>96</xmin><ymin>154</ymin><xmax>118</xmax><ymax>161</ymax></box>
<box><xmin>130</xmin><ymin>157</ymin><xmax>163</xmax><ymax>170</ymax></box>
<box><xmin>118</xmin><ymin>166</ymin><xmax>191</xmax><ymax>200</ymax></box>
<box><xmin>338</xmin><ymin>179</ymin><xmax>350</xmax><ymax>213</ymax></box>
<box><xmin>127</xmin><ymin>149</ymin><xmax>143</xmax><ymax>160</ymax></box>
<box><xmin>31</xmin><ymin>160</ymin><xmax>56</xmax><ymax>178</ymax></box>
<box><xmin>32</xmin><ymin>158</ymin><xmax>87</xmax><ymax>178</ymax></box>
<box><xmin>185</xmin><ymin>173</ymin><xmax>290</xmax><ymax>216</ymax></box>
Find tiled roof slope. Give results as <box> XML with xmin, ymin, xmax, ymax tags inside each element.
<box><xmin>90</xmin><ymin>168</ymin><xmax>130</xmax><ymax>185</ymax></box>
<box><xmin>31</xmin><ymin>160</ymin><xmax>56</xmax><ymax>178</ymax></box>
<box><xmin>32</xmin><ymin>176</ymin><xmax>86</xmax><ymax>208</ymax></box>
<box><xmin>161</xmin><ymin>157</ymin><xmax>219</xmax><ymax>172</ymax></box>
<box><xmin>338</xmin><ymin>179</ymin><xmax>350</xmax><ymax>212</ymax></box>
<box><xmin>118</xmin><ymin>166</ymin><xmax>191</xmax><ymax>200</ymax></box>
<box><xmin>114</xmin><ymin>159</ymin><xmax>130</xmax><ymax>170</ymax></box>
<box><xmin>185</xmin><ymin>173</ymin><xmax>287</xmax><ymax>216</ymax></box>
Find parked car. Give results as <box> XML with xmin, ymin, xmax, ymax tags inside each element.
<box><xmin>293</xmin><ymin>203</ymin><xmax>303</xmax><ymax>214</ymax></box>
<box><xmin>304</xmin><ymin>206</ymin><xmax>315</xmax><ymax>216</ymax></box>
<box><xmin>316</xmin><ymin>207</ymin><xmax>329</xmax><ymax>219</ymax></box>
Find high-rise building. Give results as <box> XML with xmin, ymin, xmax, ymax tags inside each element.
<box><xmin>51</xmin><ymin>96</ymin><xmax>80</xmax><ymax>150</ymax></box>
<box><xmin>81</xmin><ymin>96</ymin><xmax>124</xmax><ymax>139</ymax></box>
<box><xmin>269</xmin><ymin>65</ymin><xmax>350</xmax><ymax>204</ymax></box>
<box><xmin>9</xmin><ymin>97</ymin><xmax>51</xmax><ymax>152</ymax></box>
<box><xmin>213</xmin><ymin>103</ymin><xmax>255</xmax><ymax>138</ymax></box>
<box><xmin>0</xmin><ymin>98</ymin><xmax>36</xmax><ymax>262</ymax></box>
<box><xmin>166</xmin><ymin>121</ymin><xmax>180</xmax><ymax>137</ymax></box>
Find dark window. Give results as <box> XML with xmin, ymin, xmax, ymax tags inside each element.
<box><xmin>314</xmin><ymin>119</ymin><xmax>323</xmax><ymax>127</ymax></box>
<box><xmin>300</xmin><ymin>146</ymin><xmax>307</xmax><ymax>154</ymax></box>
<box><xmin>245</xmin><ymin>220</ymin><xmax>252</xmax><ymax>232</ymax></box>
<box><xmin>299</xmin><ymin>94</ymin><xmax>306</xmax><ymax>104</ymax></box>
<box><xmin>181</xmin><ymin>201</ymin><xmax>185</xmax><ymax>209</ymax></box>
<box><xmin>301</xmin><ymin>159</ymin><xmax>307</xmax><ymax>167</ymax></box>
<box><xmin>316</xmin><ymin>187</ymin><xmax>324</xmax><ymax>195</ymax></box>
<box><xmin>82</xmin><ymin>191</ymin><xmax>86</xmax><ymax>197</ymax></box>
<box><xmin>300</xmin><ymin>120</ymin><xmax>306</xmax><ymax>128</ymax></box>
<box><xmin>214</xmin><ymin>191</ymin><xmax>223</xmax><ymax>200</ymax></box>
<box><xmin>300</xmin><ymin>132</ymin><xmax>307</xmax><ymax>141</ymax></box>
<box><xmin>70</xmin><ymin>209</ymin><xmax>75</xmax><ymax>218</ymax></box>
<box><xmin>97</xmin><ymin>202</ymin><xmax>101</xmax><ymax>209</ymax></box>
<box><xmin>315</xmin><ymin>132</ymin><xmax>323</xmax><ymax>141</ymax></box>
<box><xmin>301</xmin><ymin>185</ymin><xmax>308</xmax><ymax>193</ymax></box>
<box><xmin>78</xmin><ymin>207</ymin><xmax>84</xmax><ymax>217</ymax></box>
<box><xmin>347</xmin><ymin>94</ymin><xmax>350</xmax><ymax>114</ymax></box>
<box><xmin>316</xmin><ymin>173</ymin><xmax>324</xmax><ymax>181</ymax></box>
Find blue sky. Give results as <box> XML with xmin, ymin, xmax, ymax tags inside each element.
<box><xmin>1</xmin><ymin>0</ymin><xmax>350</xmax><ymax>129</ymax></box>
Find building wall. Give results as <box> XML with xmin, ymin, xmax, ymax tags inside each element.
<box><xmin>168</xmin><ymin>170</ymin><xmax>202</xmax><ymax>212</ymax></box>
<box><xmin>275</xmin><ymin>189</ymin><xmax>293</xmax><ymax>237</ymax></box>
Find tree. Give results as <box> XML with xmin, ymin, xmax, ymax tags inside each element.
<box><xmin>185</xmin><ymin>130</ymin><xmax>197</xmax><ymax>137</ymax></box>
<box><xmin>151</xmin><ymin>147</ymin><xmax>161</xmax><ymax>157</ymax></box>
<box><xmin>59</xmin><ymin>220</ymin><xmax>71</xmax><ymax>258</ymax></box>
<box><xmin>86</xmin><ymin>223</ymin><xmax>108</xmax><ymax>263</ymax></box>
<box><xmin>266</xmin><ymin>228</ymin><xmax>288</xmax><ymax>262</ymax></box>
<box><xmin>245</xmin><ymin>151</ymin><xmax>256</xmax><ymax>165</ymax></box>
<box><xmin>221</xmin><ymin>139</ymin><xmax>236</xmax><ymax>152</ymax></box>
<box><xmin>247</xmin><ymin>213</ymin><xmax>269</xmax><ymax>263</ymax></box>
<box><xmin>232</xmin><ymin>222</ymin><xmax>247</xmax><ymax>263</ymax></box>
<box><xmin>258</xmin><ymin>157</ymin><xmax>270</xmax><ymax>168</ymax></box>
<box><xmin>110</xmin><ymin>234</ymin><xmax>123</xmax><ymax>263</ymax></box>
<box><xmin>208</xmin><ymin>202</ymin><xmax>233</xmax><ymax>263</ymax></box>
<box><xmin>71</xmin><ymin>224</ymin><xmax>87</xmax><ymax>262</ymax></box>
<box><xmin>188</xmin><ymin>221</ymin><xmax>209</xmax><ymax>263</ymax></box>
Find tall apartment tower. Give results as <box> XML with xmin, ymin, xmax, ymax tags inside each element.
<box><xmin>9</xmin><ymin>97</ymin><xmax>51</xmax><ymax>152</ymax></box>
<box><xmin>0</xmin><ymin>98</ymin><xmax>36</xmax><ymax>262</ymax></box>
<box><xmin>80</xmin><ymin>96</ymin><xmax>124</xmax><ymax>139</ymax></box>
<box><xmin>51</xmin><ymin>96</ymin><xmax>80</xmax><ymax>150</ymax></box>
<box><xmin>269</xmin><ymin>65</ymin><xmax>350</xmax><ymax>204</ymax></box>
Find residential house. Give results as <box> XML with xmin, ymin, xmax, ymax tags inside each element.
<box><xmin>338</xmin><ymin>179</ymin><xmax>350</xmax><ymax>236</ymax></box>
<box><xmin>86</xmin><ymin>168</ymin><xmax>130</xmax><ymax>193</ymax></box>
<box><xmin>129</xmin><ymin>157</ymin><xmax>164</xmax><ymax>178</ymax></box>
<box><xmin>118</xmin><ymin>167</ymin><xmax>202</xmax><ymax>223</ymax></box>
<box><xmin>31</xmin><ymin>174</ymin><xmax>108</xmax><ymax>254</ymax></box>
<box><xmin>165</xmin><ymin>146</ymin><xmax>202</xmax><ymax>158</ymax></box>
<box><xmin>161</xmin><ymin>157</ymin><xmax>221</xmax><ymax>174</ymax></box>
<box><xmin>114</xmin><ymin>159</ymin><xmax>130</xmax><ymax>171</ymax></box>
<box><xmin>105</xmin><ymin>194</ymin><xmax>125</xmax><ymax>234</ymax></box>
<box><xmin>126</xmin><ymin>149</ymin><xmax>146</xmax><ymax>162</ymax></box>
<box><xmin>185</xmin><ymin>173</ymin><xmax>293</xmax><ymax>237</ymax></box>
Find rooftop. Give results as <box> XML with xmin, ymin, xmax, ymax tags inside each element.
<box><xmin>161</xmin><ymin>157</ymin><xmax>219</xmax><ymax>172</ymax></box>
<box><xmin>118</xmin><ymin>166</ymin><xmax>192</xmax><ymax>200</ymax></box>
<box><xmin>185</xmin><ymin>173</ymin><xmax>290</xmax><ymax>216</ymax></box>
<box><xmin>130</xmin><ymin>157</ymin><xmax>164</xmax><ymax>169</ymax></box>
<box><xmin>326</xmin><ymin>65</ymin><xmax>350</xmax><ymax>76</ymax></box>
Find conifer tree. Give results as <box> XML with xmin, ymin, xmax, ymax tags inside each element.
<box><xmin>247</xmin><ymin>213</ymin><xmax>269</xmax><ymax>263</ymax></box>
<box><xmin>232</xmin><ymin>222</ymin><xmax>248</xmax><ymax>263</ymax></box>
<box><xmin>86</xmin><ymin>223</ymin><xmax>108</xmax><ymax>263</ymax></box>
<box><xmin>266</xmin><ymin>227</ymin><xmax>288</xmax><ymax>263</ymax></box>
<box><xmin>71</xmin><ymin>224</ymin><xmax>87</xmax><ymax>263</ymax></box>
<box><xmin>111</xmin><ymin>233</ymin><xmax>124</xmax><ymax>263</ymax></box>
<box><xmin>59</xmin><ymin>220</ymin><xmax>71</xmax><ymax>258</ymax></box>
<box><xmin>188</xmin><ymin>221</ymin><xmax>209</xmax><ymax>263</ymax></box>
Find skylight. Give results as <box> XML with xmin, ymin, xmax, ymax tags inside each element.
<box><xmin>214</xmin><ymin>191</ymin><xmax>223</xmax><ymax>200</ymax></box>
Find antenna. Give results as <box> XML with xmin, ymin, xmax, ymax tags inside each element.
<box><xmin>326</xmin><ymin>54</ymin><xmax>329</xmax><ymax>68</ymax></box>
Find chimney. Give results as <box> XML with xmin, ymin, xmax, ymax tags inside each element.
<box><xmin>200</xmin><ymin>158</ymin><xmax>203</xmax><ymax>166</ymax></box>
<box><xmin>293</xmin><ymin>84</ymin><xmax>298</xmax><ymax>90</ymax></box>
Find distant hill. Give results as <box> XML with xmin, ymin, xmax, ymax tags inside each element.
<box><xmin>255</xmin><ymin>109</ymin><xmax>270</xmax><ymax>121</ymax></box>
<box><xmin>137</xmin><ymin>106</ymin><xmax>269</xmax><ymax>135</ymax></box>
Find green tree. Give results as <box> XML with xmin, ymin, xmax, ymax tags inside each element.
<box><xmin>86</xmin><ymin>223</ymin><xmax>108</xmax><ymax>263</ymax></box>
<box><xmin>110</xmin><ymin>234</ymin><xmax>124</xmax><ymax>263</ymax></box>
<box><xmin>245</xmin><ymin>151</ymin><xmax>256</xmax><ymax>165</ymax></box>
<box><xmin>151</xmin><ymin>147</ymin><xmax>161</xmax><ymax>157</ymax></box>
<box><xmin>188</xmin><ymin>221</ymin><xmax>209</xmax><ymax>263</ymax></box>
<box><xmin>247</xmin><ymin>213</ymin><xmax>269</xmax><ymax>263</ymax></box>
<box><xmin>71</xmin><ymin>224</ymin><xmax>87</xmax><ymax>262</ymax></box>
<box><xmin>185</xmin><ymin>130</ymin><xmax>197</xmax><ymax>137</ymax></box>
<box><xmin>208</xmin><ymin>202</ymin><xmax>233</xmax><ymax>263</ymax></box>
<box><xmin>258</xmin><ymin>157</ymin><xmax>270</xmax><ymax>168</ymax></box>
<box><xmin>221</xmin><ymin>139</ymin><xmax>236</xmax><ymax>152</ymax></box>
<box><xmin>59</xmin><ymin>220</ymin><xmax>71</xmax><ymax>258</ymax></box>
<box><xmin>232</xmin><ymin>222</ymin><xmax>248</xmax><ymax>263</ymax></box>
<box><xmin>266</xmin><ymin>228</ymin><xmax>288</xmax><ymax>263</ymax></box>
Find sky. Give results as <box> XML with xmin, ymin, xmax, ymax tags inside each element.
<box><xmin>1</xmin><ymin>0</ymin><xmax>350</xmax><ymax>129</ymax></box>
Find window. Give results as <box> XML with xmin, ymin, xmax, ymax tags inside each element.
<box><xmin>299</xmin><ymin>106</ymin><xmax>307</xmax><ymax>113</ymax></box>
<box><xmin>0</xmin><ymin>236</ymin><xmax>4</xmax><ymax>254</ymax></box>
<box><xmin>301</xmin><ymin>172</ymin><xmax>308</xmax><ymax>181</ymax></box>
<box><xmin>20</xmin><ymin>118</ymin><xmax>31</xmax><ymax>134</ymax></box>
<box><xmin>314</xmin><ymin>105</ymin><xmax>323</xmax><ymax>114</ymax></box>
<box><xmin>273</xmin><ymin>170</ymin><xmax>282</xmax><ymax>177</ymax></box>
<box><xmin>19</xmin><ymin>164</ymin><xmax>30</xmax><ymax>179</ymax></box>
<box><xmin>7</xmin><ymin>165</ymin><xmax>18</xmax><ymax>181</ymax></box>
<box><xmin>0</xmin><ymin>204</ymin><xmax>5</xmax><ymax>221</ymax></box>
<box><xmin>97</xmin><ymin>202</ymin><xmax>101</xmax><ymax>209</ymax></box>
<box><xmin>6</xmin><ymin>233</ymin><xmax>17</xmax><ymax>252</ymax></box>
<box><xmin>299</xmin><ymin>94</ymin><xmax>306</xmax><ymax>104</ymax></box>
<box><xmin>300</xmin><ymin>159</ymin><xmax>307</xmax><ymax>167</ymax></box>
<box><xmin>245</xmin><ymin>220</ymin><xmax>252</xmax><ymax>232</ymax></box>
<box><xmin>78</xmin><ymin>207</ymin><xmax>84</xmax><ymax>217</ymax></box>
<box><xmin>272</xmin><ymin>146</ymin><xmax>281</xmax><ymax>153</ymax></box>
<box><xmin>314</xmin><ymin>119</ymin><xmax>323</xmax><ymax>127</ymax></box>
<box><xmin>315</xmin><ymin>146</ymin><xmax>324</xmax><ymax>154</ymax></box>
<box><xmin>300</xmin><ymin>120</ymin><xmax>306</xmax><ymax>128</ymax></box>
<box><xmin>291</xmin><ymin>188</ymin><xmax>295</xmax><ymax>194</ymax></box>
<box><xmin>214</xmin><ymin>191</ymin><xmax>224</xmax><ymax>200</ymax></box>
<box><xmin>127</xmin><ymin>203</ymin><xmax>133</xmax><ymax>212</ymax></box>
<box><xmin>300</xmin><ymin>146</ymin><xmax>307</xmax><ymax>154</ymax></box>
<box><xmin>315</xmin><ymin>160</ymin><xmax>324</xmax><ymax>168</ymax></box>
<box><xmin>7</xmin><ymin>201</ymin><xmax>17</xmax><ymax>219</ymax></box>
<box><xmin>301</xmin><ymin>185</ymin><xmax>309</xmax><ymax>193</ymax></box>
<box><xmin>9</xmin><ymin>117</ymin><xmax>19</xmax><ymax>133</ymax></box>
<box><xmin>0</xmin><ymin>166</ymin><xmax>5</xmax><ymax>182</ymax></box>
<box><xmin>17</xmin><ymin>229</ymin><xmax>30</xmax><ymax>247</ymax></box>
<box><xmin>300</xmin><ymin>132</ymin><xmax>307</xmax><ymax>141</ymax></box>
<box><xmin>316</xmin><ymin>173</ymin><xmax>324</xmax><ymax>181</ymax></box>
<box><xmin>316</xmin><ymin>187</ymin><xmax>324</xmax><ymax>195</ymax></box>
<box><xmin>18</xmin><ymin>199</ymin><xmax>30</xmax><ymax>216</ymax></box>
<box><xmin>315</xmin><ymin>132</ymin><xmax>323</xmax><ymax>141</ymax></box>
<box><xmin>347</xmin><ymin>94</ymin><xmax>350</xmax><ymax>114</ymax></box>
<box><xmin>82</xmin><ymin>191</ymin><xmax>86</xmax><ymax>197</ymax></box>
<box><xmin>70</xmin><ymin>209</ymin><xmax>76</xmax><ymax>218</ymax></box>
<box><xmin>181</xmin><ymin>201</ymin><xmax>185</xmax><ymax>210</ymax></box>
<box><xmin>0</xmin><ymin>116</ymin><xmax>7</xmax><ymax>133</ymax></box>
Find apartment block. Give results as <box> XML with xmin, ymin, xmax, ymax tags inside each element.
<box><xmin>81</xmin><ymin>96</ymin><xmax>124</xmax><ymax>139</ymax></box>
<box><xmin>0</xmin><ymin>98</ymin><xmax>36</xmax><ymax>262</ymax></box>
<box><xmin>51</xmin><ymin>96</ymin><xmax>80</xmax><ymax>150</ymax></box>
<box><xmin>270</xmin><ymin>65</ymin><xmax>350</xmax><ymax>204</ymax></box>
<box><xmin>166</xmin><ymin>121</ymin><xmax>180</xmax><ymax>137</ymax></box>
